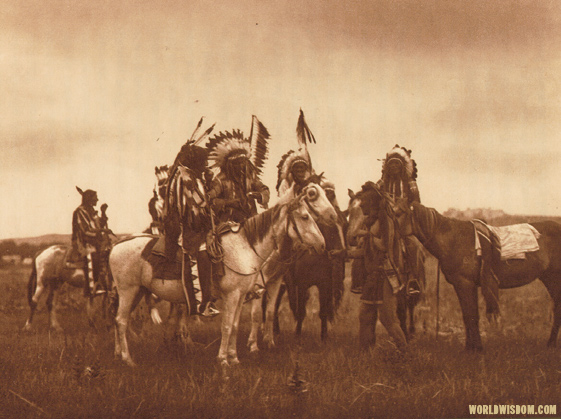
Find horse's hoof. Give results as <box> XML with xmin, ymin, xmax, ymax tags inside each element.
<box><xmin>22</xmin><ymin>324</ymin><xmax>33</xmax><ymax>332</ymax></box>
<box><xmin>124</xmin><ymin>358</ymin><xmax>137</xmax><ymax>367</ymax></box>
<box><xmin>264</xmin><ymin>339</ymin><xmax>276</xmax><ymax>350</ymax></box>
<box><xmin>229</xmin><ymin>357</ymin><xmax>240</xmax><ymax>366</ymax></box>
<box><xmin>249</xmin><ymin>344</ymin><xmax>260</xmax><ymax>354</ymax></box>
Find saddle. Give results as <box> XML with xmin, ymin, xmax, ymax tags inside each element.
<box><xmin>141</xmin><ymin>236</ymin><xmax>184</xmax><ymax>280</ymax></box>
<box><xmin>63</xmin><ymin>247</ymin><xmax>87</xmax><ymax>270</ymax></box>
<box><xmin>215</xmin><ymin>221</ymin><xmax>241</xmax><ymax>235</ymax></box>
<box><xmin>141</xmin><ymin>235</ymin><xmax>202</xmax><ymax>315</ymax></box>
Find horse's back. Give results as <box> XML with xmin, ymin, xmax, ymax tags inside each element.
<box><xmin>531</xmin><ymin>220</ymin><xmax>561</xmax><ymax>272</ymax></box>
<box><xmin>35</xmin><ymin>245</ymin><xmax>68</xmax><ymax>279</ymax></box>
<box><xmin>531</xmin><ymin>220</ymin><xmax>561</xmax><ymax>237</ymax></box>
<box><xmin>110</xmin><ymin>236</ymin><xmax>155</xmax><ymax>281</ymax></box>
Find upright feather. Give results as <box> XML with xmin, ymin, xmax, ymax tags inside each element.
<box><xmin>248</xmin><ymin>115</ymin><xmax>271</xmax><ymax>176</ymax></box>
<box><xmin>296</xmin><ymin>109</ymin><xmax>316</xmax><ymax>147</ymax></box>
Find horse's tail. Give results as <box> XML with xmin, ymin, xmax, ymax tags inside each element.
<box><xmin>27</xmin><ymin>256</ymin><xmax>38</xmax><ymax>305</ymax></box>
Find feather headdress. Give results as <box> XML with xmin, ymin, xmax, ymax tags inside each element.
<box><xmin>276</xmin><ymin>109</ymin><xmax>315</xmax><ymax>193</ymax></box>
<box><xmin>206</xmin><ymin>115</ymin><xmax>271</xmax><ymax>177</ymax></box>
<box><xmin>381</xmin><ymin>144</ymin><xmax>417</xmax><ymax>180</ymax></box>
<box><xmin>169</xmin><ymin>118</ymin><xmax>215</xmax><ymax>177</ymax></box>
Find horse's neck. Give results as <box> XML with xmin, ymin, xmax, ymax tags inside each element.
<box><xmin>246</xmin><ymin>229</ymin><xmax>277</xmax><ymax>261</ymax></box>
<box><xmin>415</xmin><ymin>204</ymin><xmax>469</xmax><ymax>257</ymax></box>
<box><xmin>414</xmin><ymin>204</ymin><xmax>444</xmax><ymax>253</ymax></box>
<box><xmin>241</xmin><ymin>207</ymin><xmax>285</xmax><ymax>261</ymax></box>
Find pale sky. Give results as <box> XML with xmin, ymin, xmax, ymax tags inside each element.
<box><xmin>2</xmin><ymin>0</ymin><xmax>561</xmax><ymax>239</ymax></box>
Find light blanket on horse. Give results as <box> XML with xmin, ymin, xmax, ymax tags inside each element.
<box><xmin>474</xmin><ymin>221</ymin><xmax>541</xmax><ymax>260</ymax></box>
<box><xmin>472</xmin><ymin>220</ymin><xmax>541</xmax><ymax>317</ymax></box>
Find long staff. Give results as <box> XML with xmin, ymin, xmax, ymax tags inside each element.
<box><xmin>435</xmin><ymin>260</ymin><xmax>441</xmax><ymax>340</ymax></box>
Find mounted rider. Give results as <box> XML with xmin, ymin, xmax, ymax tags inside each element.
<box><xmin>71</xmin><ymin>187</ymin><xmax>108</xmax><ymax>297</ymax></box>
<box><xmin>276</xmin><ymin>110</ymin><xmax>316</xmax><ymax>200</ymax></box>
<box><xmin>376</xmin><ymin>145</ymin><xmax>425</xmax><ymax>297</ymax></box>
<box><xmin>206</xmin><ymin>128</ymin><xmax>271</xmax><ymax>224</ymax></box>
<box><xmin>277</xmin><ymin>110</ymin><xmax>346</xmax><ymax>308</ymax></box>
<box><xmin>206</xmin><ymin>116</ymin><xmax>272</xmax><ymax>300</ymax></box>
<box><xmin>163</xmin><ymin>119</ymin><xmax>220</xmax><ymax>317</ymax></box>
<box><xmin>147</xmin><ymin>165</ymin><xmax>169</xmax><ymax>235</ymax></box>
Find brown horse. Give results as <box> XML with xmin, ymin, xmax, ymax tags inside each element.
<box><xmin>393</xmin><ymin>198</ymin><xmax>561</xmax><ymax>351</ymax></box>
<box><xmin>255</xmin><ymin>176</ymin><xmax>346</xmax><ymax>344</ymax></box>
<box><xmin>278</xmin><ymin>220</ymin><xmax>346</xmax><ymax>341</ymax></box>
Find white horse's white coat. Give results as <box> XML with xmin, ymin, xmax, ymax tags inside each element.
<box><xmin>23</xmin><ymin>245</ymin><xmax>97</xmax><ymax>332</ymax></box>
<box><xmin>110</xmin><ymin>195</ymin><xmax>325</xmax><ymax>367</ymax></box>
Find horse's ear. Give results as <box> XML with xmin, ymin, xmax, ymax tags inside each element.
<box><xmin>76</xmin><ymin>186</ymin><xmax>84</xmax><ymax>196</ymax></box>
<box><xmin>154</xmin><ymin>166</ymin><xmax>158</xmax><ymax>173</ymax></box>
<box><xmin>342</xmin><ymin>209</ymin><xmax>349</xmax><ymax>218</ymax></box>
<box><xmin>348</xmin><ymin>189</ymin><xmax>355</xmax><ymax>199</ymax></box>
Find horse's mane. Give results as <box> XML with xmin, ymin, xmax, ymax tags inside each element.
<box><xmin>243</xmin><ymin>205</ymin><xmax>283</xmax><ymax>247</ymax></box>
<box><xmin>411</xmin><ymin>201</ymin><xmax>444</xmax><ymax>234</ymax></box>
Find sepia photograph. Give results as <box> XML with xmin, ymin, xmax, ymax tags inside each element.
<box><xmin>1</xmin><ymin>1</ymin><xmax>561</xmax><ymax>417</ymax></box>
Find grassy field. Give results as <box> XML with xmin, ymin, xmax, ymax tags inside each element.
<box><xmin>1</xmin><ymin>258</ymin><xmax>560</xmax><ymax>418</ymax></box>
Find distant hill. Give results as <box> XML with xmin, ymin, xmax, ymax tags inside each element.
<box><xmin>1</xmin><ymin>234</ymin><xmax>72</xmax><ymax>246</ymax></box>
<box><xmin>0</xmin><ymin>233</ymin><xmax>131</xmax><ymax>247</ymax></box>
<box><xmin>442</xmin><ymin>208</ymin><xmax>561</xmax><ymax>226</ymax></box>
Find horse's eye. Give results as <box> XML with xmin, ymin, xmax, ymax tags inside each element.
<box><xmin>301</xmin><ymin>213</ymin><xmax>309</xmax><ymax>220</ymax></box>
<box><xmin>306</xmin><ymin>187</ymin><xmax>318</xmax><ymax>201</ymax></box>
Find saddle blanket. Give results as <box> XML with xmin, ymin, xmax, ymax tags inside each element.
<box><xmin>488</xmin><ymin>223</ymin><xmax>540</xmax><ymax>260</ymax></box>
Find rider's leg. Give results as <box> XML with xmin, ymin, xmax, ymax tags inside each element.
<box><xmin>83</xmin><ymin>255</ymin><xmax>92</xmax><ymax>297</ymax></box>
<box><xmin>197</xmin><ymin>248</ymin><xmax>220</xmax><ymax>317</ymax></box>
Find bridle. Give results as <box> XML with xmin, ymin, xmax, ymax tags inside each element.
<box><xmin>224</xmin><ymin>202</ymin><xmax>313</xmax><ymax>276</ymax></box>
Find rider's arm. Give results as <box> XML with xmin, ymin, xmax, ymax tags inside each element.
<box><xmin>251</xmin><ymin>180</ymin><xmax>270</xmax><ymax>206</ymax></box>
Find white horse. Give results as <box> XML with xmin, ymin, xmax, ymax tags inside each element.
<box><xmin>247</xmin><ymin>181</ymin><xmax>341</xmax><ymax>352</ymax></box>
<box><xmin>110</xmin><ymin>192</ymin><xmax>325</xmax><ymax>367</ymax></box>
<box><xmin>23</xmin><ymin>244</ymin><xmax>111</xmax><ymax>332</ymax></box>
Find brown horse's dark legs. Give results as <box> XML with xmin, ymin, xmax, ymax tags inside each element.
<box><xmin>396</xmin><ymin>290</ymin><xmax>408</xmax><ymax>340</ymax></box>
<box><xmin>320</xmin><ymin>318</ymin><xmax>328</xmax><ymax>341</ymax></box>
<box><xmin>359</xmin><ymin>302</ymin><xmax>378</xmax><ymax>350</ymax></box>
<box><xmin>547</xmin><ymin>297</ymin><xmax>561</xmax><ymax>347</ymax></box>
<box><xmin>273</xmin><ymin>284</ymin><xmax>285</xmax><ymax>336</ymax></box>
<box><xmin>453</xmin><ymin>278</ymin><xmax>483</xmax><ymax>351</ymax></box>
<box><xmin>318</xmin><ymin>280</ymin><xmax>333</xmax><ymax>342</ymax></box>
<box><xmin>294</xmin><ymin>286</ymin><xmax>307</xmax><ymax>337</ymax></box>
<box><xmin>408</xmin><ymin>301</ymin><xmax>416</xmax><ymax>336</ymax></box>
<box><xmin>540</xmin><ymin>276</ymin><xmax>561</xmax><ymax>347</ymax></box>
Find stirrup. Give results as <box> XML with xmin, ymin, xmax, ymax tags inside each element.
<box><xmin>407</xmin><ymin>279</ymin><xmax>421</xmax><ymax>296</ymax></box>
<box><xmin>92</xmin><ymin>283</ymin><xmax>107</xmax><ymax>296</ymax></box>
<box><xmin>244</xmin><ymin>285</ymin><xmax>265</xmax><ymax>304</ymax></box>
<box><xmin>199</xmin><ymin>302</ymin><xmax>220</xmax><ymax>318</ymax></box>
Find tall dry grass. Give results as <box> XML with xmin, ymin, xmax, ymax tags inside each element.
<box><xmin>1</xmin><ymin>259</ymin><xmax>560</xmax><ymax>418</ymax></box>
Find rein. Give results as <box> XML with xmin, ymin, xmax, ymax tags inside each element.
<box><xmin>220</xmin><ymin>206</ymin><xmax>308</xmax><ymax>276</ymax></box>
